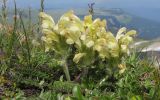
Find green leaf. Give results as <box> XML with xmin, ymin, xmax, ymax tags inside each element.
<box><xmin>72</xmin><ymin>86</ymin><xmax>84</xmax><ymax>100</ymax></box>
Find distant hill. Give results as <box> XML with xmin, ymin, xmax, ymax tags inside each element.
<box><xmin>2</xmin><ymin>8</ymin><xmax>160</xmax><ymax>40</ymax></box>
<box><xmin>47</xmin><ymin>8</ymin><xmax>160</xmax><ymax>40</ymax></box>
<box><xmin>86</xmin><ymin>8</ymin><xmax>160</xmax><ymax>40</ymax></box>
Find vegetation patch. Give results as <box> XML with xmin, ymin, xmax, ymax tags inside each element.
<box><xmin>0</xmin><ymin>0</ymin><xmax>160</xmax><ymax>99</ymax></box>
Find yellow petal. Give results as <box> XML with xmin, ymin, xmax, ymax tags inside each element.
<box><xmin>39</xmin><ymin>12</ymin><xmax>55</xmax><ymax>29</ymax></box>
<box><xmin>41</xmin><ymin>36</ymin><xmax>52</xmax><ymax>43</ymax></box>
<box><xmin>80</xmin><ymin>34</ymin><xmax>86</xmax><ymax>41</ymax></box>
<box><xmin>119</xmin><ymin>68</ymin><xmax>126</xmax><ymax>74</ymax></box>
<box><xmin>93</xmin><ymin>18</ymin><xmax>107</xmax><ymax>28</ymax></box>
<box><xmin>39</xmin><ymin>12</ymin><xmax>55</xmax><ymax>24</ymax></box>
<box><xmin>86</xmin><ymin>40</ymin><xmax>94</xmax><ymax>48</ymax></box>
<box><xmin>120</xmin><ymin>36</ymin><xmax>133</xmax><ymax>45</ymax></box>
<box><xmin>60</xmin><ymin>30</ymin><xmax>66</xmax><ymax>36</ymax></box>
<box><xmin>126</xmin><ymin>30</ymin><xmax>137</xmax><ymax>36</ymax></box>
<box><xmin>108</xmin><ymin>42</ymin><xmax>119</xmax><ymax>58</ymax></box>
<box><xmin>102</xmin><ymin>19</ymin><xmax>107</xmax><ymax>27</ymax></box>
<box><xmin>118</xmin><ymin>64</ymin><xmax>126</xmax><ymax>74</ymax></box>
<box><xmin>94</xmin><ymin>38</ymin><xmax>110</xmax><ymax>58</ymax></box>
<box><xmin>120</xmin><ymin>45</ymin><xmax>128</xmax><ymax>53</ymax></box>
<box><xmin>73</xmin><ymin>53</ymin><xmax>86</xmax><ymax>63</ymax></box>
<box><xmin>117</xmin><ymin>27</ymin><xmax>126</xmax><ymax>35</ymax></box>
<box><xmin>116</xmin><ymin>27</ymin><xmax>126</xmax><ymax>40</ymax></box>
<box><xmin>69</xmin><ymin>25</ymin><xmax>80</xmax><ymax>32</ymax></box>
<box><xmin>42</xmin><ymin>29</ymin><xmax>59</xmax><ymax>42</ymax></box>
<box><xmin>66</xmin><ymin>38</ymin><xmax>74</xmax><ymax>44</ymax></box>
<box><xmin>84</xmin><ymin>15</ymin><xmax>93</xmax><ymax>27</ymax></box>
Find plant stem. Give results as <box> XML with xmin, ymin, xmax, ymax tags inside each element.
<box><xmin>19</xmin><ymin>12</ymin><xmax>31</xmax><ymax>67</ymax></box>
<box><xmin>63</xmin><ymin>61</ymin><xmax>71</xmax><ymax>81</ymax></box>
<box><xmin>2</xmin><ymin>0</ymin><xmax>7</xmax><ymax>24</ymax></box>
<box><xmin>82</xmin><ymin>67</ymin><xmax>88</xmax><ymax>78</ymax></box>
<box><xmin>40</xmin><ymin>0</ymin><xmax>44</xmax><ymax>12</ymax></box>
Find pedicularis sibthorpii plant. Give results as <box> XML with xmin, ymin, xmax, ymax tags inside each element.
<box><xmin>39</xmin><ymin>10</ymin><xmax>137</xmax><ymax>81</ymax></box>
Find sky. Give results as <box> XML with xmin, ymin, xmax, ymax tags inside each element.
<box><xmin>1</xmin><ymin>0</ymin><xmax>160</xmax><ymax>22</ymax></box>
<box><xmin>5</xmin><ymin>0</ymin><xmax>160</xmax><ymax>9</ymax></box>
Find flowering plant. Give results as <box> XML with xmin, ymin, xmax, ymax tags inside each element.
<box><xmin>39</xmin><ymin>10</ymin><xmax>136</xmax><ymax>80</ymax></box>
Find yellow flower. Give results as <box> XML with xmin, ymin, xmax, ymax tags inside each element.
<box><xmin>118</xmin><ymin>64</ymin><xmax>126</xmax><ymax>74</ymax></box>
<box><xmin>82</xmin><ymin>15</ymin><xmax>108</xmax><ymax>51</ymax></box>
<box><xmin>116</xmin><ymin>27</ymin><xmax>137</xmax><ymax>54</ymax></box>
<box><xmin>66</xmin><ymin>38</ymin><xmax>74</xmax><ymax>44</ymax></box>
<box><xmin>120</xmin><ymin>45</ymin><xmax>128</xmax><ymax>54</ymax></box>
<box><xmin>39</xmin><ymin>12</ymin><xmax>55</xmax><ymax>30</ymax></box>
<box><xmin>39</xmin><ymin>10</ymin><xmax>137</xmax><ymax>72</ymax></box>
<box><xmin>86</xmin><ymin>40</ymin><xmax>94</xmax><ymax>48</ymax></box>
<box><xmin>57</xmin><ymin>10</ymin><xmax>84</xmax><ymax>47</ymax></box>
<box><xmin>84</xmin><ymin>15</ymin><xmax>93</xmax><ymax>27</ymax></box>
<box><xmin>94</xmin><ymin>31</ymin><xmax>120</xmax><ymax>59</ymax></box>
<box><xmin>94</xmin><ymin>38</ymin><xmax>110</xmax><ymax>59</ymax></box>
<box><xmin>39</xmin><ymin>12</ymin><xmax>60</xmax><ymax>52</ymax></box>
<box><xmin>116</xmin><ymin>27</ymin><xmax>126</xmax><ymax>40</ymax></box>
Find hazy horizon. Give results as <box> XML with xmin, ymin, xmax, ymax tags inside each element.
<box><xmin>6</xmin><ymin>0</ymin><xmax>160</xmax><ymax>9</ymax></box>
<box><xmin>1</xmin><ymin>0</ymin><xmax>160</xmax><ymax>22</ymax></box>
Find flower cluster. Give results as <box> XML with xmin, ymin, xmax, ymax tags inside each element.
<box><xmin>39</xmin><ymin>10</ymin><xmax>136</xmax><ymax>72</ymax></box>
